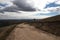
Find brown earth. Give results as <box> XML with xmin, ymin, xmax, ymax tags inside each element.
<box><xmin>6</xmin><ymin>23</ymin><xmax>60</xmax><ymax>40</ymax></box>
<box><xmin>0</xmin><ymin>24</ymin><xmax>16</xmax><ymax>40</ymax></box>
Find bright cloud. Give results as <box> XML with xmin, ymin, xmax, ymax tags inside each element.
<box><xmin>26</xmin><ymin>0</ymin><xmax>52</xmax><ymax>10</ymax></box>
<box><xmin>55</xmin><ymin>0</ymin><xmax>60</xmax><ymax>4</ymax></box>
<box><xmin>26</xmin><ymin>0</ymin><xmax>59</xmax><ymax>10</ymax></box>
<box><xmin>0</xmin><ymin>12</ymin><xmax>51</xmax><ymax>19</ymax></box>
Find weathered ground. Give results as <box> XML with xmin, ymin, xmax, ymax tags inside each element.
<box><xmin>6</xmin><ymin>23</ymin><xmax>60</xmax><ymax>40</ymax></box>
<box><xmin>0</xmin><ymin>24</ymin><xmax>16</xmax><ymax>40</ymax></box>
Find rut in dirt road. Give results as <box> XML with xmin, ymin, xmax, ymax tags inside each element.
<box><xmin>6</xmin><ymin>23</ymin><xmax>60</xmax><ymax>40</ymax></box>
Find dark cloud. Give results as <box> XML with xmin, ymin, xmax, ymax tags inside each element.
<box><xmin>0</xmin><ymin>5</ymin><xmax>22</xmax><ymax>13</ymax></box>
<box><xmin>0</xmin><ymin>9</ymin><xmax>4</xmax><ymax>13</ymax></box>
<box><xmin>0</xmin><ymin>0</ymin><xmax>36</xmax><ymax>13</ymax></box>
<box><xmin>3</xmin><ymin>6</ymin><xmax>21</xmax><ymax>12</ymax></box>
<box><xmin>12</xmin><ymin>0</ymin><xmax>36</xmax><ymax>11</ymax></box>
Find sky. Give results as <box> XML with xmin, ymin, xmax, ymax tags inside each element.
<box><xmin>0</xmin><ymin>0</ymin><xmax>60</xmax><ymax>19</ymax></box>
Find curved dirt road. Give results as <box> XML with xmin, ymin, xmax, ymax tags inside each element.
<box><xmin>6</xmin><ymin>23</ymin><xmax>60</xmax><ymax>40</ymax></box>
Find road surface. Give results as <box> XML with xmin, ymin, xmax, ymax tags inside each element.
<box><xmin>6</xmin><ymin>23</ymin><xmax>60</xmax><ymax>40</ymax></box>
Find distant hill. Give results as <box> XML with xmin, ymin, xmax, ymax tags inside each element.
<box><xmin>41</xmin><ymin>15</ymin><xmax>60</xmax><ymax>22</ymax></box>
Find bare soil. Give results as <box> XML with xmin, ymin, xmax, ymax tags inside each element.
<box><xmin>0</xmin><ymin>24</ymin><xmax>16</xmax><ymax>40</ymax></box>
<box><xmin>6</xmin><ymin>23</ymin><xmax>60</xmax><ymax>40</ymax></box>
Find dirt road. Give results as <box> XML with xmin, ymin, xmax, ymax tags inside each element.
<box><xmin>6</xmin><ymin>23</ymin><xmax>60</xmax><ymax>40</ymax></box>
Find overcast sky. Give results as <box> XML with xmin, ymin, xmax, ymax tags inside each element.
<box><xmin>0</xmin><ymin>0</ymin><xmax>60</xmax><ymax>19</ymax></box>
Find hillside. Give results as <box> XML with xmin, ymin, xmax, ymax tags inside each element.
<box><xmin>40</xmin><ymin>15</ymin><xmax>60</xmax><ymax>22</ymax></box>
<box><xmin>33</xmin><ymin>15</ymin><xmax>60</xmax><ymax>36</ymax></box>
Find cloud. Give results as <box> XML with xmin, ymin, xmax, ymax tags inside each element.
<box><xmin>35</xmin><ymin>11</ymin><xmax>60</xmax><ymax>16</ymax></box>
<box><xmin>55</xmin><ymin>0</ymin><xmax>60</xmax><ymax>4</ymax></box>
<box><xmin>0</xmin><ymin>0</ymin><xmax>60</xmax><ymax>19</ymax></box>
<box><xmin>0</xmin><ymin>0</ymin><xmax>36</xmax><ymax>13</ymax></box>
<box><xmin>24</xmin><ymin>0</ymin><xmax>56</xmax><ymax>10</ymax></box>
<box><xmin>29</xmin><ymin>15</ymin><xmax>51</xmax><ymax>19</ymax></box>
<box><xmin>0</xmin><ymin>12</ymin><xmax>51</xmax><ymax>19</ymax></box>
<box><xmin>0</xmin><ymin>0</ymin><xmax>13</xmax><ymax>7</ymax></box>
<box><xmin>3</xmin><ymin>5</ymin><xmax>21</xmax><ymax>12</ymax></box>
<box><xmin>12</xmin><ymin>0</ymin><xmax>36</xmax><ymax>11</ymax></box>
<box><xmin>45</xmin><ymin>7</ymin><xmax>60</xmax><ymax>12</ymax></box>
<box><xmin>44</xmin><ymin>0</ymin><xmax>60</xmax><ymax>12</ymax></box>
<box><xmin>0</xmin><ymin>0</ymin><xmax>60</xmax><ymax>12</ymax></box>
<box><xmin>12</xmin><ymin>0</ymin><xmax>60</xmax><ymax>12</ymax></box>
<box><xmin>45</xmin><ymin>2</ymin><xmax>60</xmax><ymax>8</ymax></box>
